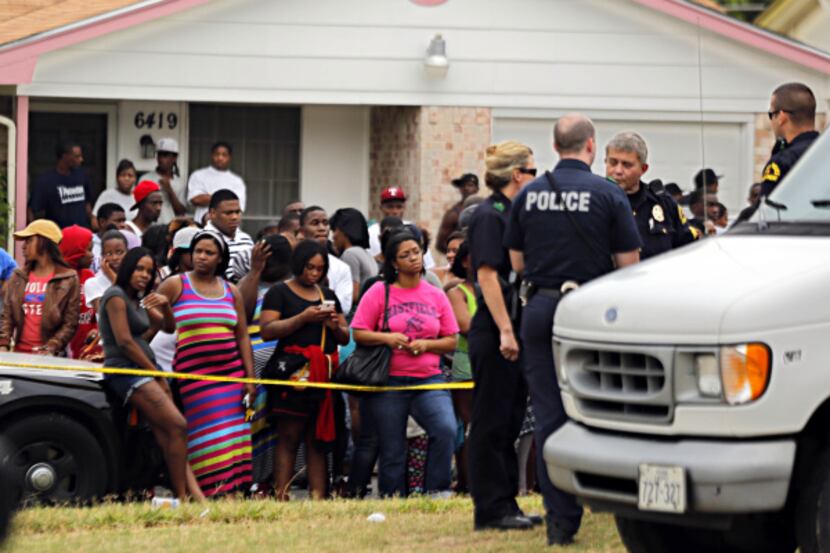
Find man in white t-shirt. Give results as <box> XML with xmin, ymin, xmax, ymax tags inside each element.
<box><xmin>367</xmin><ymin>186</ymin><xmax>435</xmax><ymax>270</ymax></box>
<box><xmin>188</xmin><ymin>141</ymin><xmax>247</xmax><ymax>225</ymax></box>
<box><xmin>139</xmin><ymin>138</ymin><xmax>189</xmax><ymax>224</ymax></box>
<box><xmin>299</xmin><ymin>205</ymin><xmax>353</xmax><ymax>314</ymax></box>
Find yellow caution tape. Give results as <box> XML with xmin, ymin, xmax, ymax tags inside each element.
<box><xmin>0</xmin><ymin>360</ymin><xmax>474</xmax><ymax>392</ymax></box>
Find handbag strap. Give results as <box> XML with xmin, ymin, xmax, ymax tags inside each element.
<box><xmin>316</xmin><ymin>285</ymin><xmax>327</xmax><ymax>351</ymax></box>
<box><xmin>380</xmin><ymin>282</ymin><xmax>391</xmax><ymax>332</ymax></box>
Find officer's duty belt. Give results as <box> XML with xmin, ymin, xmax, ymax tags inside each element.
<box><xmin>535</xmin><ymin>287</ymin><xmax>563</xmax><ymax>300</ymax></box>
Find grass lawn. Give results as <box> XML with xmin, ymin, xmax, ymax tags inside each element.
<box><xmin>5</xmin><ymin>496</ymin><xmax>626</xmax><ymax>552</ymax></box>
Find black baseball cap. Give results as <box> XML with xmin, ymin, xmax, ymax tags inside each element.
<box><xmin>451</xmin><ymin>173</ymin><xmax>479</xmax><ymax>188</ymax></box>
<box><xmin>694</xmin><ymin>168</ymin><xmax>722</xmax><ymax>189</ymax></box>
<box><xmin>664</xmin><ymin>183</ymin><xmax>683</xmax><ymax>196</ymax></box>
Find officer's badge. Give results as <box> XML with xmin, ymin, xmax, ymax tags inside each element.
<box><xmin>763</xmin><ymin>162</ymin><xmax>781</xmax><ymax>183</ymax></box>
<box><xmin>652</xmin><ymin>205</ymin><xmax>665</xmax><ymax>222</ymax></box>
<box><xmin>493</xmin><ymin>201</ymin><xmax>505</xmax><ymax>212</ymax></box>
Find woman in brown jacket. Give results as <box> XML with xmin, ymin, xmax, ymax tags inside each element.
<box><xmin>0</xmin><ymin>220</ymin><xmax>80</xmax><ymax>355</ymax></box>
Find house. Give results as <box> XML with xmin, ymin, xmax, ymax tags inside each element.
<box><xmin>756</xmin><ymin>0</ymin><xmax>830</xmax><ymax>53</ymax></box>
<box><xmin>0</xmin><ymin>0</ymin><xmax>828</xmax><ymax>253</ymax></box>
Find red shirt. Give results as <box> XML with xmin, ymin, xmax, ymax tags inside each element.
<box><xmin>69</xmin><ymin>269</ymin><xmax>102</xmax><ymax>360</ymax></box>
<box><xmin>16</xmin><ymin>272</ymin><xmax>53</xmax><ymax>353</ymax></box>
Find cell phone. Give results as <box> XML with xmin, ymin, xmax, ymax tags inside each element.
<box><xmin>322</xmin><ymin>299</ymin><xmax>336</xmax><ymax>310</ymax></box>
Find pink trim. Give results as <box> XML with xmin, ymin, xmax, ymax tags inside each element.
<box><xmin>633</xmin><ymin>0</ymin><xmax>830</xmax><ymax>75</ymax></box>
<box><xmin>0</xmin><ymin>57</ymin><xmax>36</xmax><ymax>84</ymax></box>
<box><xmin>0</xmin><ymin>0</ymin><xmax>210</xmax><ymax>84</ymax></box>
<box><xmin>14</xmin><ymin>96</ymin><xmax>29</xmax><ymax>264</ymax></box>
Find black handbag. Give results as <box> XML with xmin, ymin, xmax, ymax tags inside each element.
<box><xmin>334</xmin><ymin>283</ymin><xmax>391</xmax><ymax>387</ymax></box>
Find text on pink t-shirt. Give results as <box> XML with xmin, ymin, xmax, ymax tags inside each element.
<box><xmin>351</xmin><ymin>280</ymin><xmax>459</xmax><ymax>378</ymax></box>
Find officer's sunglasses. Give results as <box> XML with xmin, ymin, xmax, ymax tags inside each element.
<box><xmin>768</xmin><ymin>109</ymin><xmax>791</xmax><ymax>120</ymax></box>
<box><xmin>518</xmin><ymin>167</ymin><xmax>538</xmax><ymax>176</ymax></box>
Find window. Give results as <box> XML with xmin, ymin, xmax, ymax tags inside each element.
<box><xmin>188</xmin><ymin>104</ymin><xmax>300</xmax><ymax>234</ymax></box>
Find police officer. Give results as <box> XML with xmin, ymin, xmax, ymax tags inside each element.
<box><xmin>761</xmin><ymin>82</ymin><xmax>819</xmax><ymax>196</ymax></box>
<box><xmin>467</xmin><ymin>140</ymin><xmax>539</xmax><ymax>532</ymax></box>
<box><xmin>605</xmin><ymin>132</ymin><xmax>699</xmax><ymax>260</ymax></box>
<box><xmin>505</xmin><ymin>114</ymin><xmax>641</xmax><ymax>546</ymax></box>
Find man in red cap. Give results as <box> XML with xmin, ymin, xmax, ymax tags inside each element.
<box><xmin>124</xmin><ymin>180</ymin><xmax>164</xmax><ymax>239</ymax></box>
<box><xmin>368</xmin><ymin>186</ymin><xmax>435</xmax><ymax>269</ymax></box>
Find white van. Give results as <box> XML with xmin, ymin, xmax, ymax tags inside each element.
<box><xmin>544</xmin><ymin>130</ymin><xmax>829</xmax><ymax>553</ymax></box>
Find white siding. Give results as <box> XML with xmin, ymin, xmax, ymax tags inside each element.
<box><xmin>300</xmin><ymin>105</ymin><xmax>370</xmax><ymax>215</ymax></box>
<box><xmin>19</xmin><ymin>0</ymin><xmax>829</xmax><ymax>112</ymax></box>
<box><xmin>494</xmin><ymin>113</ymin><xmax>751</xmax><ymax>215</ymax></box>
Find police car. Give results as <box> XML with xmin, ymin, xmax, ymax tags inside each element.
<box><xmin>544</xmin><ymin>129</ymin><xmax>830</xmax><ymax>553</ymax></box>
<box><xmin>0</xmin><ymin>352</ymin><xmax>163</xmax><ymax>505</ymax></box>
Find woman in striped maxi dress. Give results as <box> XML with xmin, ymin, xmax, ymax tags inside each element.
<box><xmin>158</xmin><ymin>229</ymin><xmax>256</xmax><ymax>497</ymax></box>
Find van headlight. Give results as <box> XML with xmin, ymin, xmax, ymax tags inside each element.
<box><xmin>553</xmin><ymin>340</ymin><xmax>567</xmax><ymax>385</ymax></box>
<box><xmin>694</xmin><ymin>354</ymin><xmax>721</xmax><ymax>397</ymax></box>
<box><xmin>694</xmin><ymin>344</ymin><xmax>771</xmax><ymax>404</ymax></box>
<box><xmin>720</xmin><ymin>344</ymin><xmax>771</xmax><ymax>405</ymax></box>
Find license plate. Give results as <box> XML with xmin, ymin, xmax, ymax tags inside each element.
<box><xmin>638</xmin><ymin>464</ymin><xmax>687</xmax><ymax>513</ymax></box>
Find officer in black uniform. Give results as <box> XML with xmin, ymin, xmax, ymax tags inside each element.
<box><xmin>761</xmin><ymin>82</ymin><xmax>819</xmax><ymax>197</ymax></box>
<box><xmin>604</xmin><ymin>131</ymin><xmax>699</xmax><ymax>260</ymax></box>
<box><xmin>466</xmin><ymin>141</ymin><xmax>539</xmax><ymax>532</ymax></box>
<box><xmin>505</xmin><ymin>114</ymin><xmax>641</xmax><ymax>546</ymax></box>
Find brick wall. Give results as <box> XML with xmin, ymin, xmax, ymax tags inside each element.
<box><xmin>417</xmin><ymin>107</ymin><xmax>491</xmax><ymax>230</ymax></box>
<box><xmin>368</xmin><ymin>107</ymin><xmax>421</xmax><ymax>222</ymax></box>
<box><xmin>369</xmin><ymin>106</ymin><xmax>491</xmax><ymax>259</ymax></box>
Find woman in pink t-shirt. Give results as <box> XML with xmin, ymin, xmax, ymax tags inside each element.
<box><xmin>351</xmin><ymin>231</ymin><xmax>459</xmax><ymax>497</ymax></box>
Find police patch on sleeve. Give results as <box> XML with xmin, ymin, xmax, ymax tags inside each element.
<box><xmin>763</xmin><ymin>162</ymin><xmax>781</xmax><ymax>183</ymax></box>
<box><xmin>651</xmin><ymin>205</ymin><xmax>665</xmax><ymax>223</ymax></box>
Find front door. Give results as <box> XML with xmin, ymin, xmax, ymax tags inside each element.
<box><xmin>28</xmin><ymin>111</ymin><xmax>108</xmax><ymax>199</ymax></box>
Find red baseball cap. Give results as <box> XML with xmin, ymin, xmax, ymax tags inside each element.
<box><xmin>131</xmin><ymin>180</ymin><xmax>161</xmax><ymax>209</ymax></box>
<box><xmin>380</xmin><ymin>186</ymin><xmax>406</xmax><ymax>203</ymax></box>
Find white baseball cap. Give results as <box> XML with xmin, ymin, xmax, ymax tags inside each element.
<box><xmin>157</xmin><ymin>137</ymin><xmax>179</xmax><ymax>154</ymax></box>
<box><xmin>172</xmin><ymin>226</ymin><xmax>199</xmax><ymax>250</ymax></box>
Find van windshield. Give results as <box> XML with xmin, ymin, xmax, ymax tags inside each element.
<box><xmin>752</xmin><ymin>130</ymin><xmax>830</xmax><ymax>224</ymax></box>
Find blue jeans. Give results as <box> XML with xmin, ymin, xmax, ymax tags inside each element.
<box><xmin>364</xmin><ymin>374</ymin><xmax>456</xmax><ymax>497</ymax></box>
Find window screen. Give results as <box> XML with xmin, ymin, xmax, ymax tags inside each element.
<box><xmin>188</xmin><ymin>104</ymin><xmax>300</xmax><ymax>235</ymax></box>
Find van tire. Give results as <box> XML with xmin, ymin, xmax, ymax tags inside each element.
<box><xmin>795</xmin><ymin>447</ymin><xmax>830</xmax><ymax>553</ymax></box>
<box><xmin>615</xmin><ymin>515</ymin><xmax>795</xmax><ymax>553</ymax></box>
<box><xmin>615</xmin><ymin>516</ymin><xmax>704</xmax><ymax>553</ymax></box>
<box><xmin>0</xmin><ymin>413</ymin><xmax>108</xmax><ymax>504</ymax></box>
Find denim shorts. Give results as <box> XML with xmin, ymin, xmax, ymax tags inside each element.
<box><xmin>105</xmin><ymin>374</ymin><xmax>154</xmax><ymax>406</ymax></box>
